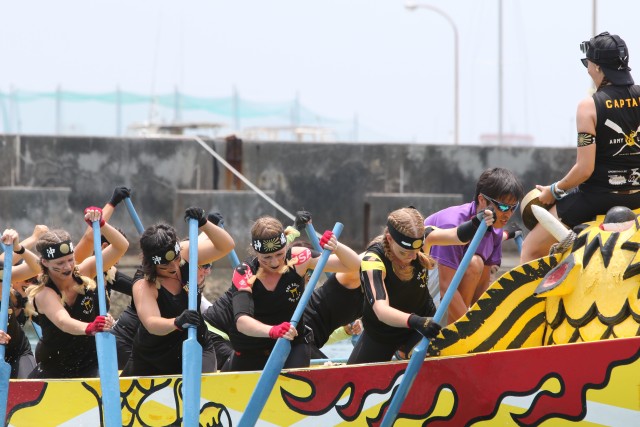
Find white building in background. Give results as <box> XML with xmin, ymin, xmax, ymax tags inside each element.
<box><xmin>479</xmin><ymin>133</ymin><xmax>534</xmax><ymax>147</ymax></box>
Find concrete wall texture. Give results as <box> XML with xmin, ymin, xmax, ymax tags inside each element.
<box><xmin>0</xmin><ymin>134</ymin><xmax>574</xmax><ymax>256</ymax></box>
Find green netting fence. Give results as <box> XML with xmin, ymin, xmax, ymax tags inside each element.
<box><xmin>0</xmin><ymin>88</ymin><xmax>365</xmax><ymax>141</ymax></box>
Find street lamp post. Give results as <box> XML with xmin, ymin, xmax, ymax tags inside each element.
<box><xmin>405</xmin><ymin>1</ymin><xmax>459</xmax><ymax>145</ymax></box>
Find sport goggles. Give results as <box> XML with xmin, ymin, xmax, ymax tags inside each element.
<box><xmin>481</xmin><ymin>193</ymin><xmax>519</xmax><ymax>212</ymax></box>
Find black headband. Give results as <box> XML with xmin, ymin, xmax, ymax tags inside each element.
<box><xmin>148</xmin><ymin>241</ymin><xmax>181</xmax><ymax>265</ymax></box>
<box><xmin>252</xmin><ymin>232</ymin><xmax>287</xmax><ymax>254</ymax></box>
<box><xmin>386</xmin><ymin>221</ymin><xmax>423</xmax><ymax>249</ymax></box>
<box><xmin>40</xmin><ymin>240</ymin><xmax>75</xmax><ymax>260</ymax></box>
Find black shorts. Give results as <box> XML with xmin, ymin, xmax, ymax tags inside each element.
<box><xmin>556</xmin><ymin>189</ymin><xmax>640</xmax><ymax>228</ymax></box>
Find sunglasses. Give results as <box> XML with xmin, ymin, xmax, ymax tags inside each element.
<box><xmin>481</xmin><ymin>193</ymin><xmax>519</xmax><ymax>213</ymax></box>
<box><xmin>198</xmin><ymin>263</ymin><xmax>212</xmax><ymax>270</ymax></box>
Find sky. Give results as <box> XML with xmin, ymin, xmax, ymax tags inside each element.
<box><xmin>2</xmin><ymin>0</ymin><xmax>640</xmax><ymax>146</ymax></box>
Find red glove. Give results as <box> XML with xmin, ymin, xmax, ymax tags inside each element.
<box><xmin>84</xmin><ymin>206</ymin><xmax>105</xmax><ymax>227</ymax></box>
<box><xmin>269</xmin><ymin>322</ymin><xmax>291</xmax><ymax>339</ymax></box>
<box><xmin>319</xmin><ymin>230</ymin><xmax>333</xmax><ymax>248</ymax></box>
<box><xmin>85</xmin><ymin>315</ymin><xmax>106</xmax><ymax>335</ymax></box>
<box><xmin>232</xmin><ymin>263</ymin><xmax>254</xmax><ymax>290</ymax></box>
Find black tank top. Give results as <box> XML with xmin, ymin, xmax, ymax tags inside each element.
<box><xmin>582</xmin><ymin>84</ymin><xmax>640</xmax><ymax>191</ymax></box>
<box><xmin>202</xmin><ymin>287</ymin><xmax>234</xmax><ymax>331</ymax></box>
<box><xmin>361</xmin><ymin>242</ymin><xmax>435</xmax><ymax>344</ymax></box>
<box><xmin>229</xmin><ymin>252</ymin><xmax>306</xmax><ymax>352</ymax></box>
<box><xmin>303</xmin><ymin>273</ymin><xmax>364</xmax><ymax>348</ymax></box>
<box><xmin>131</xmin><ymin>261</ymin><xmax>210</xmax><ymax>375</ymax></box>
<box><xmin>4</xmin><ymin>303</ymin><xmax>32</xmax><ymax>364</ymax></box>
<box><xmin>34</xmin><ymin>280</ymin><xmax>102</xmax><ymax>377</ymax></box>
<box><xmin>0</xmin><ymin>270</ymin><xmax>32</xmax><ymax>363</ymax></box>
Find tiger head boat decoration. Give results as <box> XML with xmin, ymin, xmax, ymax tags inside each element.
<box><xmin>428</xmin><ymin>205</ymin><xmax>640</xmax><ymax>357</ymax></box>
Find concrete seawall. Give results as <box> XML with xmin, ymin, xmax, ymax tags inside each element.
<box><xmin>0</xmin><ymin>134</ymin><xmax>574</xmax><ymax>255</ymax></box>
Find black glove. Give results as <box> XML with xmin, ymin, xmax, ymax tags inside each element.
<box><xmin>294</xmin><ymin>210</ymin><xmax>312</xmax><ymax>231</ymax></box>
<box><xmin>108</xmin><ymin>186</ymin><xmax>131</xmax><ymax>207</ymax></box>
<box><xmin>174</xmin><ymin>309</ymin><xmax>201</xmax><ymax>331</ymax></box>
<box><xmin>503</xmin><ymin>224</ymin><xmax>523</xmax><ymax>240</ymax></box>
<box><xmin>184</xmin><ymin>207</ymin><xmax>207</xmax><ymax>227</ymax></box>
<box><xmin>207</xmin><ymin>212</ymin><xmax>224</xmax><ymax>227</ymax></box>
<box><xmin>407</xmin><ymin>314</ymin><xmax>442</xmax><ymax>340</ymax></box>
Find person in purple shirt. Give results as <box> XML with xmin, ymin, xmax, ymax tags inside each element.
<box><xmin>425</xmin><ymin>168</ymin><xmax>523</xmax><ymax>325</ymax></box>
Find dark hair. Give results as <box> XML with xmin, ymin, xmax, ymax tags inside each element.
<box><xmin>474</xmin><ymin>168</ymin><xmax>524</xmax><ymax>203</ymax></box>
<box><xmin>139</xmin><ymin>223</ymin><xmax>179</xmax><ymax>282</ymax></box>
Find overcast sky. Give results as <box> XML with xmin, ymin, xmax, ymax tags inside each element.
<box><xmin>2</xmin><ymin>0</ymin><xmax>639</xmax><ymax>145</ymax></box>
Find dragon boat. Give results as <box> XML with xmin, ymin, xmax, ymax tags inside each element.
<box><xmin>4</xmin><ymin>209</ymin><xmax>640</xmax><ymax>426</ymax></box>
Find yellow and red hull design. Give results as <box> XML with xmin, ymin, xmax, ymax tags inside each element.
<box><xmin>6</xmin><ymin>336</ymin><xmax>639</xmax><ymax>426</ymax></box>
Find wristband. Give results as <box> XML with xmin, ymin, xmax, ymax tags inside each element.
<box><xmin>456</xmin><ymin>218</ymin><xmax>479</xmax><ymax>243</ymax></box>
<box><xmin>550</xmin><ymin>182</ymin><xmax>566</xmax><ymax>201</ymax></box>
<box><xmin>13</xmin><ymin>245</ymin><xmax>26</xmax><ymax>255</ymax></box>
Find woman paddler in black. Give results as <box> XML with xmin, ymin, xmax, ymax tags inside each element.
<box><xmin>120</xmin><ymin>207</ymin><xmax>235</xmax><ymax>377</ymax></box>
<box><xmin>0</xmin><ymin>228</ymin><xmax>41</xmax><ymax>378</ymax></box>
<box><xmin>347</xmin><ymin>206</ymin><xmax>494</xmax><ymax>364</ymax></box>
<box><xmin>225</xmin><ymin>215</ymin><xmax>360</xmax><ymax>372</ymax></box>
<box><xmin>26</xmin><ymin>207</ymin><xmax>129</xmax><ymax>378</ymax></box>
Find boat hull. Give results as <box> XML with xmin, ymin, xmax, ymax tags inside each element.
<box><xmin>6</xmin><ymin>336</ymin><xmax>639</xmax><ymax>426</ymax></box>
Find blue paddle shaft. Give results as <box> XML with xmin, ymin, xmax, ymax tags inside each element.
<box><xmin>515</xmin><ymin>234</ymin><xmax>523</xmax><ymax>254</ymax></box>
<box><xmin>381</xmin><ymin>220</ymin><xmax>489</xmax><ymax>427</ymax></box>
<box><xmin>0</xmin><ymin>243</ymin><xmax>13</xmax><ymax>425</ymax></box>
<box><xmin>124</xmin><ymin>198</ymin><xmax>145</xmax><ymax>235</ymax></box>
<box><xmin>92</xmin><ymin>222</ymin><xmax>108</xmax><ymax>315</ymax></box>
<box><xmin>188</xmin><ymin>219</ymin><xmax>199</xmax><ymax>313</ymax></box>
<box><xmin>238</xmin><ymin>222</ymin><xmax>343</xmax><ymax>427</ymax></box>
<box><xmin>91</xmin><ymin>221</ymin><xmax>123</xmax><ymax>427</ymax></box>
<box><xmin>183</xmin><ymin>218</ymin><xmax>202</xmax><ymax>427</ymax></box>
<box><xmin>219</xmin><ymin>223</ymin><xmax>241</xmax><ymax>268</ymax></box>
<box><xmin>0</xmin><ymin>243</ymin><xmax>13</xmax><ymax>360</ymax></box>
<box><xmin>304</xmin><ymin>223</ymin><xmax>331</xmax><ymax>279</ymax></box>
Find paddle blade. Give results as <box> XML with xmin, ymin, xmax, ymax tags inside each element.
<box><xmin>95</xmin><ymin>333</ymin><xmax>122</xmax><ymax>427</ymax></box>
<box><xmin>238</xmin><ymin>338</ymin><xmax>291</xmax><ymax>427</ymax></box>
<box><xmin>0</xmin><ymin>245</ymin><xmax>12</xmax><ymax>424</ymax></box>
<box><xmin>0</xmin><ymin>361</ymin><xmax>10</xmax><ymax>422</ymax></box>
<box><xmin>182</xmin><ymin>335</ymin><xmax>203</xmax><ymax>427</ymax></box>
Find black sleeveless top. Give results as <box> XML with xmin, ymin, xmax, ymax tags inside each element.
<box><xmin>131</xmin><ymin>261</ymin><xmax>210</xmax><ymax>375</ymax></box>
<box><xmin>34</xmin><ymin>279</ymin><xmax>103</xmax><ymax>377</ymax></box>
<box><xmin>0</xmin><ymin>269</ymin><xmax>33</xmax><ymax>364</ymax></box>
<box><xmin>4</xmin><ymin>302</ymin><xmax>32</xmax><ymax>365</ymax></box>
<box><xmin>229</xmin><ymin>252</ymin><xmax>306</xmax><ymax>352</ymax></box>
<box><xmin>361</xmin><ymin>242</ymin><xmax>435</xmax><ymax>344</ymax></box>
<box><xmin>582</xmin><ymin>84</ymin><xmax>640</xmax><ymax>192</ymax></box>
<box><xmin>303</xmin><ymin>273</ymin><xmax>364</xmax><ymax>348</ymax></box>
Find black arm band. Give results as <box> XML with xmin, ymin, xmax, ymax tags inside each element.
<box><xmin>232</xmin><ymin>291</ymin><xmax>255</xmax><ymax>321</ymax></box>
<box><xmin>456</xmin><ymin>218</ymin><xmax>479</xmax><ymax>243</ymax></box>
<box><xmin>423</xmin><ymin>226</ymin><xmax>436</xmax><ymax>240</ymax></box>
<box><xmin>13</xmin><ymin>246</ymin><xmax>25</xmax><ymax>255</ymax></box>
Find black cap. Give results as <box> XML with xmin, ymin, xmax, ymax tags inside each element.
<box><xmin>581</xmin><ymin>31</ymin><xmax>634</xmax><ymax>85</ymax></box>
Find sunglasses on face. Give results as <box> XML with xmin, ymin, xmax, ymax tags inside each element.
<box><xmin>481</xmin><ymin>193</ymin><xmax>519</xmax><ymax>212</ymax></box>
<box><xmin>198</xmin><ymin>263</ymin><xmax>212</xmax><ymax>270</ymax></box>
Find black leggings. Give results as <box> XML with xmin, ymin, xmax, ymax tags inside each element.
<box><xmin>121</xmin><ymin>346</ymin><xmax>217</xmax><ymax>377</ymax></box>
<box><xmin>225</xmin><ymin>341</ymin><xmax>310</xmax><ymax>372</ymax></box>
<box><xmin>347</xmin><ymin>330</ymin><xmax>421</xmax><ymax>364</ymax></box>
<box><xmin>557</xmin><ymin>189</ymin><xmax>640</xmax><ymax>228</ymax></box>
<box><xmin>11</xmin><ymin>353</ymin><xmax>36</xmax><ymax>379</ymax></box>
